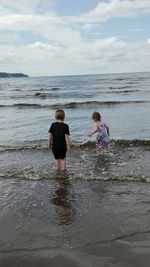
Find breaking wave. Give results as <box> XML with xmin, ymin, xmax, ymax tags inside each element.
<box><xmin>0</xmin><ymin>169</ymin><xmax>150</xmax><ymax>183</ymax></box>
<box><xmin>0</xmin><ymin>139</ymin><xmax>149</xmax><ymax>152</ymax></box>
<box><xmin>50</xmin><ymin>100</ymin><xmax>150</xmax><ymax>109</ymax></box>
<box><xmin>0</xmin><ymin>100</ymin><xmax>149</xmax><ymax>109</ymax></box>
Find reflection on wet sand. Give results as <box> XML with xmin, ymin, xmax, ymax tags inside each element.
<box><xmin>51</xmin><ymin>174</ymin><xmax>77</xmax><ymax>225</ymax></box>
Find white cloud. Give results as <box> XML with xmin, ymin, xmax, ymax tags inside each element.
<box><xmin>73</xmin><ymin>0</ymin><xmax>150</xmax><ymax>23</ymax></box>
<box><xmin>82</xmin><ymin>23</ymin><xmax>94</xmax><ymax>32</ymax></box>
<box><xmin>0</xmin><ymin>0</ymin><xmax>56</xmax><ymax>14</ymax></box>
<box><xmin>0</xmin><ymin>0</ymin><xmax>150</xmax><ymax>75</ymax></box>
<box><xmin>0</xmin><ymin>37</ymin><xmax>150</xmax><ymax>75</ymax></box>
<box><xmin>0</xmin><ymin>32</ymin><xmax>20</xmax><ymax>42</ymax></box>
<box><xmin>27</xmin><ymin>41</ymin><xmax>63</xmax><ymax>58</ymax></box>
<box><xmin>0</xmin><ymin>13</ymin><xmax>81</xmax><ymax>46</ymax></box>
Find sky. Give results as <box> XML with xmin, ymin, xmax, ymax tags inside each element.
<box><xmin>0</xmin><ymin>0</ymin><xmax>150</xmax><ymax>76</ymax></box>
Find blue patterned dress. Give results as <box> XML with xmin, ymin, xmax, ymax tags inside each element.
<box><xmin>96</xmin><ymin>122</ymin><xmax>110</xmax><ymax>149</ymax></box>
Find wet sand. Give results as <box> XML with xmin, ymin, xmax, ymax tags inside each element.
<box><xmin>1</xmin><ymin>178</ymin><xmax>150</xmax><ymax>267</ymax></box>
<box><xmin>0</xmin><ymin>143</ymin><xmax>150</xmax><ymax>266</ymax></box>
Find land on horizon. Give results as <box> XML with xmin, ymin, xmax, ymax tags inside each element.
<box><xmin>0</xmin><ymin>72</ymin><xmax>29</xmax><ymax>78</ymax></box>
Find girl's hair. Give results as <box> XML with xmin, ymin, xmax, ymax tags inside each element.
<box><xmin>55</xmin><ymin>109</ymin><xmax>65</xmax><ymax>120</ymax></box>
<box><xmin>92</xmin><ymin>111</ymin><xmax>101</xmax><ymax>121</ymax></box>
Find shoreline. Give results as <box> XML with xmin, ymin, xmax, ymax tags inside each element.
<box><xmin>0</xmin><ymin>141</ymin><xmax>149</xmax><ymax>182</ymax></box>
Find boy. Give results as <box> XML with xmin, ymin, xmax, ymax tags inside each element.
<box><xmin>48</xmin><ymin>109</ymin><xmax>71</xmax><ymax>171</ymax></box>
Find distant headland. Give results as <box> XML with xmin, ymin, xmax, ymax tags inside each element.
<box><xmin>0</xmin><ymin>72</ymin><xmax>29</xmax><ymax>78</ymax></box>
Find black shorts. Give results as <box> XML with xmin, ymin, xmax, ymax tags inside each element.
<box><xmin>52</xmin><ymin>148</ymin><xmax>67</xmax><ymax>160</ymax></box>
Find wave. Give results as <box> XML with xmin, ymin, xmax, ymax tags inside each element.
<box><xmin>50</xmin><ymin>87</ymin><xmax>60</xmax><ymax>91</ymax></box>
<box><xmin>38</xmin><ymin>87</ymin><xmax>61</xmax><ymax>91</ymax></box>
<box><xmin>3</xmin><ymin>87</ymin><xmax>142</xmax><ymax>101</ymax></box>
<box><xmin>29</xmin><ymin>87</ymin><xmax>61</xmax><ymax>91</ymax></box>
<box><xmin>11</xmin><ymin>88</ymin><xmax>21</xmax><ymax>91</ymax></box>
<box><xmin>34</xmin><ymin>92</ymin><xmax>60</xmax><ymax>98</ymax></box>
<box><xmin>112</xmin><ymin>76</ymin><xmax>146</xmax><ymax>81</ymax></box>
<box><xmin>9</xmin><ymin>93</ymin><xmax>93</xmax><ymax>100</ymax></box>
<box><xmin>111</xmin><ymin>139</ymin><xmax>150</xmax><ymax>147</ymax></box>
<box><xmin>78</xmin><ymin>139</ymin><xmax>150</xmax><ymax>148</ymax></box>
<box><xmin>34</xmin><ymin>89</ymin><xmax>139</xmax><ymax>99</ymax></box>
<box><xmin>50</xmin><ymin>100</ymin><xmax>150</xmax><ymax>109</ymax></box>
<box><xmin>14</xmin><ymin>103</ymin><xmax>43</xmax><ymax>108</ymax></box>
<box><xmin>109</xmin><ymin>86</ymin><xmax>134</xmax><ymax>90</ymax></box>
<box><xmin>106</xmin><ymin>89</ymin><xmax>139</xmax><ymax>94</ymax></box>
<box><xmin>0</xmin><ymin>171</ymin><xmax>150</xmax><ymax>182</ymax></box>
<box><xmin>112</xmin><ymin>78</ymin><xmax>126</xmax><ymax>81</ymax></box>
<box><xmin>0</xmin><ymin>103</ymin><xmax>47</xmax><ymax>108</ymax></box>
<box><xmin>0</xmin><ymin>99</ymin><xmax>149</xmax><ymax>109</ymax></box>
<box><xmin>0</xmin><ymin>139</ymin><xmax>149</xmax><ymax>152</ymax></box>
<box><xmin>34</xmin><ymin>92</ymin><xmax>93</xmax><ymax>99</ymax></box>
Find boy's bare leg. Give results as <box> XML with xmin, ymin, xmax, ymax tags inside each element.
<box><xmin>56</xmin><ymin>159</ymin><xmax>60</xmax><ymax>171</ymax></box>
<box><xmin>60</xmin><ymin>158</ymin><xmax>66</xmax><ymax>171</ymax></box>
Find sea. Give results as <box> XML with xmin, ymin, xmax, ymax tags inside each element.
<box><xmin>0</xmin><ymin>71</ymin><xmax>150</xmax><ymax>180</ymax></box>
<box><xmin>0</xmin><ymin>72</ymin><xmax>150</xmax><ymax>144</ymax></box>
<box><xmin>0</xmin><ymin>72</ymin><xmax>150</xmax><ymax>266</ymax></box>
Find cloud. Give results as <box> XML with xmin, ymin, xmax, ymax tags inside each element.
<box><xmin>82</xmin><ymin>23</ymin><xmax>94</xmax><ymax>32</ymax></box>
<box><xmin>0</xmin><ymin>13</ymin><xmax>81</xmax><ymax>46</ymax></box>
<box><xmin>0</xmin><ymin>0</ymin><xmax>150</xmax><ymax>75</ymax></box>
<box><xmin>73</xmin><ymin>0</ymin><xmax>150</xmax><ymax>23</ymax></box>
<box><xmin>0</xmin><ymin>1</ymin><xmax>149</xmax><ymax>48</ymax></box>
<box><xmin>0</xmin><ymin>32</ymin><xmax>20</xmax><ymax>42</ymax></box>
<box><xmin>27</xmin><ymin>41</ymin><xmax>63</xmax><ymax>58</ymax></box>
<box><xmin>1</xmin><ymin>37</ymin><xmax>150</xmax><ymax>75</ymax></box>
<box><xmin>0</xmin><ymin>0</ymin><xmax>56</xmax><ymax>14</ymax></box>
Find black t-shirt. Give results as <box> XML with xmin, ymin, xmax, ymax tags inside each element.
<box><xmin>48</xmin><ymin>122</ymin><xmax>70</xmax><ymax>151</ymax></box>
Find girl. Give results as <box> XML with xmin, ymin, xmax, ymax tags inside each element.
<box><xmin>88</xmin><ymin>111</ymin><xmax>110</xmax><ymax>153</ymax></box>
<box><xmin>48</xmin><ymin>109</ymin><xmax>71</xmax><ymax>171</ymax></box>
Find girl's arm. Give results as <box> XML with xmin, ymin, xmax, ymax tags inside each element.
<box><xmin>104</xmin><ymin>123</ymin><xmax>110</xmax><ymax>137</ymax></box>
<box><xmin>88</xmin><ymin>123</ymin><xmax>98</xmax><ymax>137</ymax></box>
<box><xmin>65</xmin><ymin>134</ymin><xmax>71</xmax><ymax>151</ymax></box>
<box><xmin>48</xmin><ymin>133</ymin><xmax>53</xmax><ymax>148</ymax></box>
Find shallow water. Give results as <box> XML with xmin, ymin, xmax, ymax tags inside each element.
<box><xmin>1</xmin><ymin>178</ymin><xmax>150</xmax><ymax>266</ymax></box>
<box><xmin>0</xmin><ymin>141</ymin><xmax>150</xmax><ymax>182</ymax></box>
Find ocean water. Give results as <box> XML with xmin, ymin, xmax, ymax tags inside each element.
<box><xmin>0</xmin><ymin>72</ymin><xmax>150</xmax><ymax>145</ymax></box>
<box><xmin>0</xmin><ymin>72</ymin><xmax>150</xmax><ymax>181</ymax></box>
<box><xmin>0</xmin><ymin>72</ymin><xmax>150</xmax><ymax>266</ymax></box>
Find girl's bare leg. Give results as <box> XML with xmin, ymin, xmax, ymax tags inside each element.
<box><xmin>60</xmin><ymin>158</ymin><xmax>66</xmax><ymax>171</ymax></box>
<box><xmin>56</xmin><ymin>160</ymin><xmax>60</xmax><ymax>171</ymax></box>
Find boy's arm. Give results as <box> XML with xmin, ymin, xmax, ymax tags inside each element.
<box><xmin>104</xmin><ymin>123</ymin><xmax>110</xmax><ymax>137</ymax></box>
<box><xmin>65</xmin><ymin>134</ymin><xmax>71</xmax><ymax>151</ymax></box>
<box><xmin>88</xmin><ymin>123</ymin><xmax>98</xmax><ymax>137</ymax></box>
<box><xmin>48</xmin><ymin>133</ymin><xmax>53</xmax><ymax>148</ymax></box>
